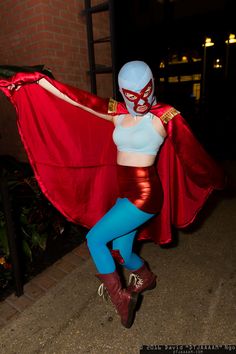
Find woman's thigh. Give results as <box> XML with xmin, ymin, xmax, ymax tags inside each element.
<box><xmin>86</xmin><ymin>198</ymin><xmax>154</xmax><ymax>245</ymax></box>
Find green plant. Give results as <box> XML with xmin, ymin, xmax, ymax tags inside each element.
<box><xmin>0</xmin><ymin>212</ymin><xmax>12</xmax><ymax>291</ymax></box>
<box><xmin>0</xmin><ymin>156</ymin><xmax>66</xmax><ymax>294</ymax></box>
<box><xmin>0</xmin><ymin>210</ymin><xmax>9</xmax><ymax>257</ymax></box>
<box><xmin>15</xmin><ymin>176</ymin><xmax>66</xmax><ymax>262</ymax></box>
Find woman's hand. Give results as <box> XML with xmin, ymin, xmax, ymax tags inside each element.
<box><xmin>7</xmin><ymin>84</ymin><xmax>21</xmax><ymax>91</ymax></box>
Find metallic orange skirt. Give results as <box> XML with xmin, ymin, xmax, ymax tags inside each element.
<box><xmin>117</xmin><ymin>165</ymin><xmax>163</xmax><ymax>214</ymax></box>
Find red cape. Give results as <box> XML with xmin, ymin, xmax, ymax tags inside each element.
<box><xmin>0</xmin><ymin>72</ymin><xmax>225</xmax><ymax>245</ymax></box>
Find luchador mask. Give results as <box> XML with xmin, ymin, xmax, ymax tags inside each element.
<box><xmin>118</xmin><ymin>61</ymin><xmax>156</xmax><ymax>116</ymax></box>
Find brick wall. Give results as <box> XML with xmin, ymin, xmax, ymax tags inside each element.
<box><xmin>0</xmin><ymin>0</ymin><xmax>113</xmax><ymax>161</ymax></box>
<box><xmin>92</xmin><ymin>2</ymin><xmax>113</xmax><ymax>98</ymax></box>
<box><xmin>0</xmin><ymin>0</ymin><xmax>113</xmax><ymax>94</ymax></box>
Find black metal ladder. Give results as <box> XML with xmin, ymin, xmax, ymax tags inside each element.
<box><xmin>83</xmin><ymin>0</ymin><xmax>117</xmax><ymax>98</ymax></box>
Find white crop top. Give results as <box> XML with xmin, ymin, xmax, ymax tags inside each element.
<box><xmin>112</xmin><ymin>113</ymin><xmax>165</xmax><ymax>156</ymax></box>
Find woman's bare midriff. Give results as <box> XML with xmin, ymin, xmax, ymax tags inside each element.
<box><xmin>117</xmin><ymin>151</ymin><xmax>156</xmax><ymax>167</ymax></box>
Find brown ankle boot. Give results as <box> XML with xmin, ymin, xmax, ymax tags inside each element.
<box><xmin>127</xmin><ymin>263</ymin><xmax>157</xmax><ymax>293</ymax></box>
<box><xmin>96</xmin><ymin>271</ymin><xmax>138</xmax><ymax>328</ymax></box>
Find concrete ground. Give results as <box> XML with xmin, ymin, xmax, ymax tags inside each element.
<box><xmin>0</xmin><ymin>161</ymin><xmax>235</xmax><ymax>354</ymax></box>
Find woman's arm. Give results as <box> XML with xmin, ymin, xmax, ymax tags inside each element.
<box><xmin>38</xmin><ymin>78</ymin><xmax>114</xmax><ymax>122</ymax></box>
<box><xmin>153</xmin><ymin>116</ymin><xmax>167</xmax><ymax>138</ymax></box>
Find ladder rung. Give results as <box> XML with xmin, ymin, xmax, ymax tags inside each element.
<box><xmin>95</xmin><ymin>65</ymin><xmax>112</xmax><ymax>73</ymax></box>
<box><xmin>84</xmin><ymin>2</ymin><xmax>109</xmax><ymax>14</ymax></box>
<box><xmin>93</xmin><ymin>36</ymin><xmax>111</xmax><ymax>44</ymax></box>
<box><xmin>87</xmin><ymin>65</ymin><xmax>113</xmax><ymax>74</ymax></box>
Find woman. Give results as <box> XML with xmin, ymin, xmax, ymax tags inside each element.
<box><xmin>38</xmin><ymin>61</ymin><xmax>165</xmax><ymax>329</ymax></box>
<box><xmin>2</xmin><ymin>60</ymin><xmax>225</xmax><ymax>329</ymax></box>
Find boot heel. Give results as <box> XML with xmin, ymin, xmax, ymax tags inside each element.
<box><xmin>123</xmin><ymin>292</ymin><xmax>139</xmax><ymax>328</ymax></box>
<box><xmin>145</xmin><ymin>279</ymin><xmax>157</xmax><ymax>292</ymax></box>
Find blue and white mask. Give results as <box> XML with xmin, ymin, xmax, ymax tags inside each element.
<box><xmin>118</xmin><ymin>61</ymin><xmax>156</xmax><ymax>116</ymax></box>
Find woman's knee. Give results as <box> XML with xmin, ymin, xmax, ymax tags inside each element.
<box><xmin>86</xmin><ymin>226</ymin><xmax>110</xmax><ymax>250</ymax></box>
<box><xmin>86</xmin><ymin>229</ymin><xmax>100</xmax><ymax>250</ymax></box>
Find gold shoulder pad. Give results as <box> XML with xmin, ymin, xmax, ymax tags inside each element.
<box><xmin>108</xmin><ymin>98</ymin><xmax>118</xmax><ymax>114</ymax></box>
<box><xmin>160</xmin><ymin>107</ymin><xmax>180</xmax><ymax>124</ymax></box>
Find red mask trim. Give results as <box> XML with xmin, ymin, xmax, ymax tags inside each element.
<box><xmin>122</xmin><ymin>79</ymin><xmax>153</xmax><ymax>114</ymax></box>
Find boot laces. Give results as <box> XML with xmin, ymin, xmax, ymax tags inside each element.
<box><xmin>97</xmin><ymin>283</ymin><xmax>118</xmax><ymax>313</ymax></box>
<box><xmin>97</xmin><ymin>283</ymin><xmax>110</xmax><ymax>301</ymax></box>
<box><xmin>128</xmin><ymin>273</ymin><xmax>144</xmax><ymax>288</ymax></box>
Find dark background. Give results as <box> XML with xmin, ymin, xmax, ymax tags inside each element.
<box><xmin>113</xmin><ymin>0</ymin><xmax>236</xmax><ymax>159</ymax></box>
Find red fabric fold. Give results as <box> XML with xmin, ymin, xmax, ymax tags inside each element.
<box><xmin>0</xmin><ymin>72</ymin><xmax>225</xmax><ymax>245</ymax></box>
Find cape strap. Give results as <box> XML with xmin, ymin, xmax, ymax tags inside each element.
<box><xmin>108</xmin><ymin>98</ymin><xmax>118</xmax><ymax>114</ymax></box>
<box><xmin>159</xmin><ymin>107</ymin><xmax>180</xmax><ymax>124</ymax></box>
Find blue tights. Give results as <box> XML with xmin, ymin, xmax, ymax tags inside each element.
<box><xmin>86</xmin><ymin>198</ymin><xmax>154</xmax><ymax>274</ymax></box>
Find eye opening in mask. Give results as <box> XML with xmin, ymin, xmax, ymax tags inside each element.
<box><xmin>143</xmin><ymin>85</ymin><xmax>152</xmax><ymax>98</ymax></box>
<box><xmin>124</xmin><ymin>92</ymin><xmax>138</xmax><ymax>101</ymax></box>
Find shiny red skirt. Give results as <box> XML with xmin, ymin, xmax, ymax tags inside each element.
<box><xmin>116</xmin><ymin>165</ymin><xmax>163</xmax><ymax>214</ymax></box>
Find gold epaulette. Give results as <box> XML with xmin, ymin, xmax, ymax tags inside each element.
<box><xmin>160</xmin><ymin>107</ymin><xmax>180</xmax><ymax>124</ymax></box>
<box><xmin>108</xmin><ymin>98</ymin><xmax>118</xmax><ymax>114</ymax></box>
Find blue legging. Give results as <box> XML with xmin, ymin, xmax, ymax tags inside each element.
<box><xmin>86</xmin><ymin>198</ymin><xmax>155</xmax><ymax>274</ymax></box>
